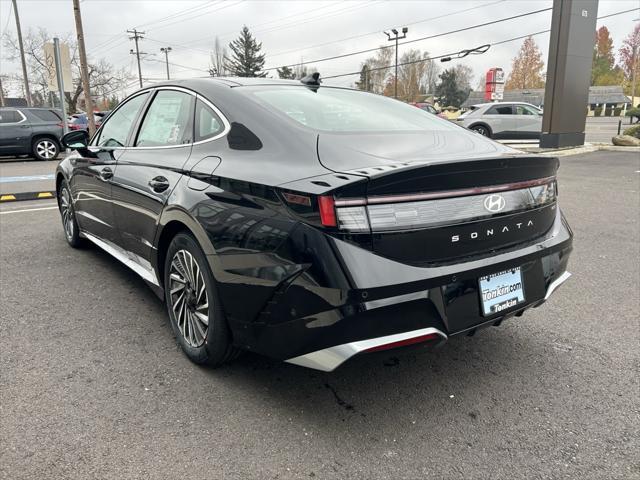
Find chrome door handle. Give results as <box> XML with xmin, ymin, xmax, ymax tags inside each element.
<box><xmin>99</xmin><ymin>167</ymin><xmax>113</xmax><ymax>180</ymax></box>
<box><xmin>148</xmin><ymin>176</ymin><xmax>170</xmax><ymax>193</ymax></box>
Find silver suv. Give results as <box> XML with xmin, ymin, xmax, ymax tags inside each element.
<box><xmin>456</xmin><ymin>102</ymin><xmax>542</xmax><ymax>140</ymax></box>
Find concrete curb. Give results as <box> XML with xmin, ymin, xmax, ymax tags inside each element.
<box><xmin>515</xmin><ymin>143</ymin><xmax>640</xmax><ymax>157</ymax></box>
<box><xmin>0</xmin><ymin>191</ymin><xmax>56</xmax><ymax>202</ymax></box>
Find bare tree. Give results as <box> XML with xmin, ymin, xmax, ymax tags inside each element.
<box><xmin>3</xmin><ymin>27</ymin><xmax>131</xmax><ymax>111</ymax></box>
<box><xmin>209</xmin><ymin>36</ymin><xmax>227</xmax><ymax>76</ymax></box>
<box><xmin>358</xmin><ymin>47</ymin><xmax>393</xmax><ymax>94</ymax></box>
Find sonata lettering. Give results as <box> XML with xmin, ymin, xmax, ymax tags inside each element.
<box><xmin>451</xmin><ymin>219</ymin><xmax>535</xmax><ymax>243</ymax></box>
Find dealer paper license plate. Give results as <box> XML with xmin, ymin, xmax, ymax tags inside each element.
<box><xmin>479</xmin><ymin>268</ymin><xmax>525</xmax><ymax>316</ymax></box>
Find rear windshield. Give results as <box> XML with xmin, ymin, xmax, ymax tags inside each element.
<box><xmin>248</xmin><ymin>86</ymin><xmax>457</xmax><ymax>133</ymax></box>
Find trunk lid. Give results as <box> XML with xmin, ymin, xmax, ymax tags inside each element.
<box><xmin>316</xmin><ymin>131</ymin><xmax>559</xmax><ymax>265</ymax></box>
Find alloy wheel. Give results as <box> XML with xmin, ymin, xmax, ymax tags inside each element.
<box><xmin>169</xmin><ymin>249</ymin><xmax>209</xmax><ymax>347</ymax></box>
<box><xmin>36</xmin><ymin>140</ymin><xmax>57</xmax><ymax>159</ymax></box>
<box><xmin>60</xmin><ymin>187</ymin><xmax>74</xmax><ymax>241</ymax></box>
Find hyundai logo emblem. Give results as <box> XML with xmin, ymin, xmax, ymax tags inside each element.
<box><xmin>483</xmin><ymin>194</ymin><xmax>506</xmax><ymax>213</ymax></box>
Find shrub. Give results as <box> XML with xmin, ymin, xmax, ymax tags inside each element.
<box><xmin>625</xmin><ymin>107</ymin><xmax>640</xmax><ymax>117</ymax></box>
<box><xmin>622</xmin><ymin>124</ymin><xmax>640</xmax><ymax>139</ymax></box>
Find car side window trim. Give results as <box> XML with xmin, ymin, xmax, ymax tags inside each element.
<box><xmin>133</xmin><ymin>88</ymin><xmax>196</xmax><ymax>148</ymax></box>
<box><xmin>0</xmin><ymin>109</ymin><xmax>27</xmax><ymax>125</ymax></box>
<box><xmin>115</xmin><ymin>86</ymin><xmax>231</xmax><ymax>150</ymax></box>
<box><xmin>91</xmin><ymin>90</ymin><xmax>152</xmax><ymax>147</ymax></box>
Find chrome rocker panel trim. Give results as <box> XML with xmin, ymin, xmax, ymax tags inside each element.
<box><xmin>81</xmin><ymin>230</ymin><xmax>159</xmax><ymax>286</ymax></box>
<box><xmin>285</xmin><ymin>327</ymin><xmax>448</xmax><ymax>372</ymax></box>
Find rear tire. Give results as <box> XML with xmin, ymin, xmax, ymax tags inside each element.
<box><xmin>32</xmin><ymin>137</ymin><xmax>59</xmax><ymax>161</ymax></box>
<box><xmin>58</xmin><ymin>180</ymin><xmax>84</xmax><ymax>248</ymax></box>
<box><xmin>164</xmin><ymin>232</ymin><xmax>240</xmax><ymax>367</ymax></box>
<box><xmin>471</xmin><ymin>125</ymin><xmax>492</xmax><ymax>138</ymax></box>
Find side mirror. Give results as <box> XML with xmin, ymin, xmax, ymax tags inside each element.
<box><xmin>61</xmin><ymin>130</ymin><xmax>89</xmax><ymax>150</ymax></box>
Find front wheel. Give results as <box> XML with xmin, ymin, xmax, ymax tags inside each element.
<box><xmin>32</xmin><ymin>138</ymin><xmax>59</xmax><ymax>161</ymax></box>
<box><xmin>58</xmin><ymin>180</ymin><xmax>84</xmax><ymax>248</ymax></box>
<box><xmin>471</xmin><ymin>125</ymin><xmax>491</xmax><ymax>138</ymax></box>
<box><xmin>164</xmin><ymin>232</ymin><xmax>240</xmax><ymax>366</ymax></box>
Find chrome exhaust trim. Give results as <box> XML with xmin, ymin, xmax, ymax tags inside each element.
<box><xmin>285</xmin><ymin>327</ymin><xmax>447</xmax><ymax>372</ymax></box>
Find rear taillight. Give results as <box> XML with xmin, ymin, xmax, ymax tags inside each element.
<box><xmin>318</xmin><ymin>196</ymin><xmax>337</xmax><ymax>227</ymax></box>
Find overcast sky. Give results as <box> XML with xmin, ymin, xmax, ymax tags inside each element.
<box><xmin>0</xmin><ymin>0</ymin><xmax>638</xmax><ymax>97</ymax></box>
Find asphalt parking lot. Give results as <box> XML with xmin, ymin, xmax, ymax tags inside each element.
<box><xmin>0</xmin><ymin>151</ymin><xmax>638</xmax><ymax>479</ymax></box>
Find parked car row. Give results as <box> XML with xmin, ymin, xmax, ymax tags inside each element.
<box><xmin>0</xmin><ymin>107</ymin><xmax>112</xmax><ymax>160</ymax></box>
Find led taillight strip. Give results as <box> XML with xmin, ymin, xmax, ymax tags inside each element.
<box><xmin>334</xmin><ymin>176</ymin><xmax>556</xmax><ymax>207</ymax></box>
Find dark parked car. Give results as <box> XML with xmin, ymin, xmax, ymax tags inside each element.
<box><xmin>0</xmin><ymin>107</ymin><xmax>64</xmax><ymax>160</ymax></box>
<box><xmin>55</xmin><ymin>77</ymin><xmax>573</xmax><ymax>371</ymax></box>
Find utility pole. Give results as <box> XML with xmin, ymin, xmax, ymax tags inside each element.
<box><xmin>0</xmin><ymin>76</ymin><xmax>5</xmax><ymax>107</ymax></box>
<box><xmin>160</xmin><ymin>47</ymin><xmax>172</xmax><ymax>80</ymax></box>
<box><xmin>632</xmin><ymin>45</ymin><xmax>637</xmax><ymax>107</ymax></box>
<box><xmin>385</xmin><ymin>27</ymin><xmax>408</xmax><ymax>99</ymax></box>
<box><xmin>72</xmin><ymin>0</ymin><xmax>96</xmax><ymax>135</ymax></box>
<box><xmin>12</xmin><ymin>0</ymin><xmax>32</xmax><ymax>106</ymax></box>
<box><xmin>127</xmin><ymin>29</ymin><xmax>146</xmax><ymax>88</ymax></box>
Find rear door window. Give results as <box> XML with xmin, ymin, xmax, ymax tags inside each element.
<box><xmin>487</xmin><ymin>105</ymin><xmax>513</xmax><ymax>115</ymax></box>
<box><xmin>30</xmin><ymin>109</ymin><xmax>62</xmax><ymax>122</ymax></box>
<box><xmin>135</xmin><ymin>90</ymin><xmax>194</xmax><ymax>147</ymax></box>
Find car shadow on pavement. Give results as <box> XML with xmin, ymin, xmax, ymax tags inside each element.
<box><xmin>81</xmin><ymin>239</ymin><xmax>555</xmax><ymax>435</ymax></box>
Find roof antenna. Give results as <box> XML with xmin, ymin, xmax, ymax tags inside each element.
<box><xmin>300</xmin><ymin>72</ymin><xmax>321</xmax><ymax>92</ymax></box>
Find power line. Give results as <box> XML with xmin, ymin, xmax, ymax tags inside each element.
<box><xmin>263</xmin><ymin>7</ymin><xmax>553</xmax><ymax>73</ymax></box>
<box><xmin>267</xmin><ymin>0</ymin><xmax>507</xmax><ymax>60</ymax></box>
<box><xmin>147</xmin><ymin>1</ymin><xmax>245</xmax><ymax>33</ymax></box>
<box><xmin>133</xmin><ymin>0</ymin><xmax>218</xmax><ymax>29</ymax></box>
<box><xmin>322</xmin><ymin>7</ymin><xmax>638</xmax><ymax>81</ymax></box>
<box><xmin>179</xmin><ymin>1</ymin><xmax>373</xmax><ymax>47</ymax></box>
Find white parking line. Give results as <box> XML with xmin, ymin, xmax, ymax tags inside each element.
<box><xmin>0</xmin><ymin>205</ymin><xmax>58</xmax><ymax>215</ymax></box>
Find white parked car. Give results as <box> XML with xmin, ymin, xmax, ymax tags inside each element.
<box><xmin>456</xmin><ymin>102</ymin><xmax>543</xmax><ymax>139</ymax></box>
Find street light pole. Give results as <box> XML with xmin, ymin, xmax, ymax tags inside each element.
<box><xmin>160</xmin><ymin>47</ymin><xmax>172</xmax><ymax>80</ymax></box>
<box><xmin>385</xmin><ymin>27</ymin><xmax>408</xmax><ymax>99</ymax></box>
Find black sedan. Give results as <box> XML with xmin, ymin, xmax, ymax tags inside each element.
<box><xmin>56</xmin><ymin>76</ymin><xmax>573</xmax><ymax>371</ymax></box>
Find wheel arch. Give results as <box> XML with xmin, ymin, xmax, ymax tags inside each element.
<box><xmin>31</xmin><ymin>132</ymin><xmax>61</xmax><ymax>148</ymax></box>
<box><xmin>154</xmin><ymin>208</ymin><xmax>216</xmax><ymax>289</ymax></box>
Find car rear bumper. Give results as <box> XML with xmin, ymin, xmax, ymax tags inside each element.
<box><xmin>215</xmin><ymin>208</ymin><xmax>573</xmax><ymax>370</ymax></box>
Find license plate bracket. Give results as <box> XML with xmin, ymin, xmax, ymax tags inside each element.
<box><xmin>479</xmin><ymin>267</ymin><xmax>525</xmax><ymax>316</ymax></box>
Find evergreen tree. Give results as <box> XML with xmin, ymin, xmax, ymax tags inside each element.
<box><xmin>355</xmin><ymin>65</ymin><xmax>371</xmax><ymax>91</ymax></box>
<box><xmin>277</xmin><ymin>66</ymin><xmax>296</xmax><ymax>79</ymax></box>
<box><xmin>224</xmin><ymin>26</ymin><xmax>266</xmax><ymax>77</ymax></box>
<box><xmin>434</xmin><ymin>69</ymin><xmax>467</xmax><ymax>108</ymax></box>
<box><xmin>505</xmin><ymin>36</ymin><xmax>545</xmax><ymax>90</ymax></box>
